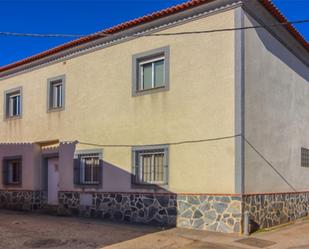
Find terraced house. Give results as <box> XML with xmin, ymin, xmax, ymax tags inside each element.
<box><xmin>0</xmin><ymin>0</ymin><xmax>308</xmax><ymax>234</ymax></box>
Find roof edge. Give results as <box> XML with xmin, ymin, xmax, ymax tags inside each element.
<box><xmin>0</xmin><ymin>0</ymin><xmax>308</xmax><ymax>77</ymax></box>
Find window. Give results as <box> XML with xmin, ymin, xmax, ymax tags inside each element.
<box><xmin>47</xmin><ymin>75</ymin><xmax>65</xmax><ymax>111</ymax></box>
<box><xmin>132</xmin><ymin>46</ymin><xmax>170</xmax><ymax>96</ymax></box>
<box><xmin>3</xmin><ymin>157</ymin><xmax>22</xmax><ymax>185</ymax></box>
<box><xmin>132</xmin><ymin>146</ymin><xmax>168</xmax><ymax>186</ymax></box>
<box><xmin>4</xmin><ymin>88</ymin><xmax>22</xmax><ymax>118</ymax></box>
<box><xmin>74</xmin><ymin>150</ymin><xmax>102</xmax><ymax>185</ymax></box>
<box><xmin>301</xmin><ymin>147</ymin><xmax>309</xmax><ymax>167</ymax></box>
<box><xmin>139</xmin><ymin>57</ymin><xmax>165</xmax><ymax>91</ymax></box>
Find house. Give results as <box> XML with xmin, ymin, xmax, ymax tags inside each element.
<box><xmin>0</xmin><ymin>0</ymin><xmax>308</xmax><ymax>234</ymax></box>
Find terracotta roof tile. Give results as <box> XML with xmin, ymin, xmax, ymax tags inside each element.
<box><xmin>0</xmin><ymin>0</ymin><xmax>307</xmax><ymax>74</ymax></box>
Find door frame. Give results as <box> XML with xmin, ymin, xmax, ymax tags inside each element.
<box><xmin>41</xmin><ymin>153</ymin><xmax>59</xmax><ymax>204</ymax></box>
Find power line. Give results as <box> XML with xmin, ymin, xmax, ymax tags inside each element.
<box><xmin>0</xmin><ymin>19</ymin><xmax>308</xmax><ymax>39</ymax></box>
<box><xmin>78</xmin><ymin>134</ymin><xmax>241</xmax><ymax>147</ymax></box>
<box><xmin>148</xmin><ymin>19</ymin><xmax>309</xmax><ymax>37</ymax></box>
<box><xmin>0</xmin><ymin>32</ymin><xmax>82</xmax><ymax>38</ymax></box>
<box><xmin>79</xmin><ymin>134</ymin><xmax>297</xmax><ymax>192</ymax></box>
<box><xmin>242</xmin><ymin>136</ymin><xmax>297</xmax><ymax>192</ymax></box>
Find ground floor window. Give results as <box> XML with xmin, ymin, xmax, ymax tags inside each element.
<box><xmin>132</xmin><ymin>146</ymin><xmax>168</xmax><ymax>186</ymax></box>
<box><xmin>3</xmin><ymin>157</ymin><xmax>22</xmax><ymax>185</ymax></box>
<box><xmin>74</xmin><ymin>150</ymin><xmax>102</xmax><ymax>185</ymax></box>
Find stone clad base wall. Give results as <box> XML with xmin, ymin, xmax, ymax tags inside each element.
<box><xmin>0</xmin><ymin>190</ymin><xmax>43</xmax><ymax>211</ymax></box>
<box><xmin>177</xmin><ymin>195</ymin><xmax>241</xmax><ymax>233</ymax></box>
<box><xmin>2</xmin><ymin>190</ymin><xmax>309</xmax><ymax>234</ymax></box>
<box><xmin>58</xmin><ymin>192</ymin><xmax>177</xmax><ymax>226</ymax></box>
<box><xmin>243</xmin><ymin>192</ymin><xmax>309</xmax><ymax>230</ymax></box>
<box><xmin>58</xmin><ymin>192</ymin><xmax>242</xmax><ymax>233</ymax></box>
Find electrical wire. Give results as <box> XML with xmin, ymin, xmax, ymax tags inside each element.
<box><xmin>78</xmin><ymin>134</ymin><xmax>297</xmax><ymax>192</ymax></box>
<box><xmin>78</xmin><ymin>134</ymin><xmax>241</xmax><ymax>147</ymax></box>
<box><xmin>0</xmin><ymin>19</ymin><xmax>308</xmax><ymax>38</ymax></box>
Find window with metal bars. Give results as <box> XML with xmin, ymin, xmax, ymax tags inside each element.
<box><xmin>3</xmin><ymin>157</ymin><xmax>22</xmax><ymax>186</ymax></box>
<box><xmin>74</xmin><ymin>152</ymin><xmax>102</xmax><ymax>185</ymax></box>
<box><xmin>301</xmin><ymin>147</ymin><xmax>309</xmax><ymax>167</ymax></box>
<box><xmin>132</xmin><ymin>146</ymin><xmax>168</xmax><ymax>186</ymax></box>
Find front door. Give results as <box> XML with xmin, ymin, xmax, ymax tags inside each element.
<box><xmin>47</xmin><ymin>158</ymin><xmax>59</xmax><ymax>205</ymax></box>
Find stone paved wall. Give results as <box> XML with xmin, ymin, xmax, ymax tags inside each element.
<box><xmin>58</xmin><ymin>192</ymin><xmax>177</xmax><ymax>226</ymax></box>
<box><xmin>58</xmin><ymin>192</ymin><xmax>241</xmax><ymax>233</ymax></box>
<box><xmin>243</xmin><ymin>192</ymin><xmax>309</xmax><ymax>230</ymax></box>
<box><xmin>177</xmin><ymin>195</ymin><xmax>241</xmax><ymax>233</ymax></box>
<box><xmin>3</xmin><ymin>190</ymin><xmax>309</xmax><ymax>234</ymax></box>
<box><xmin>0</xmin><ymin>190</ymin><xmax>43</xmax><ymax>211</ymax></box>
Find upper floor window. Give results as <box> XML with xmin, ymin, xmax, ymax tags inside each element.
<box><xmin>132</xmin><ymin>46</ymin><xmax>170</xmax><ymax>96</ymax></box>
<box><xmin>4</xmin><ymin>87</ymin><xmax>22</xmax><ymax>119</ymax></box>
<box><xmin>3</xmin><ymin>157</ymin><xmax>22</xmax><ymax>186</ymax></box>
<box><xmin>74</xmin><ymin>150</ymin><xmax>103</xmax><ymax>186</ymax></box>
<box><xmin>47</xmin><ymin>75</ymin><xmax>65</xmax><ymax>111</ymax></box>
<box><xmin>132</xmin><ymin>146</ymin><xmax>168</xmax><ymax>186</ymax></box>
<box><xmin>139</xmin><ymin>56</ymin><xmax>165</xmax><ymax>91</ymax></box>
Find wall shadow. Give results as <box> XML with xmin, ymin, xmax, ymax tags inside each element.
<box><xmin>57</xmin><ymin>159</ymin><xmax>178</xmax><ymax>248</ymax></box>
<box><xmin>59</xmin><ymin>160</ymin><xmax>177</xmax><ymax>228</ymax></box>
<box><xmin>253</xmin><ymin>18</ymin><xmax>309</xmax><ymax>81</ymax></box>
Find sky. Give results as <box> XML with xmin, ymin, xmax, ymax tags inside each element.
<box><xmin>0</xmin><ymin>0</ymin><xmax>308</xmax><ymax>67</ymax></box>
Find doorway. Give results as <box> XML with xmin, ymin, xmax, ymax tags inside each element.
<box><xmin>47</xmin><ymin>158</ymin><xmax>59</xmax><ymax>205</ymax></box>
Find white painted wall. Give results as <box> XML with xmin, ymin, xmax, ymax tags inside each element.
<box><xmin>243</xmin><ymin>12</ymin><xmax>309</xmax><ymax>193</ymax></box>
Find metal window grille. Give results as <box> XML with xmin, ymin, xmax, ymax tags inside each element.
<box><xmin>133</xmin><ymin>148</ymin><xmax>168</xmax><ymax>185</ymax></box>
<box><xmin>74</xmin><ymin>153</ymin><xmax>102</xmax><ymax>185</ymax></box>
<box><xmin>3</xmin><ymin>158</ymin><xmax>22</xmax><ymax>185</ymax></box>
<box><xmin>301</xmin><ymin>148</ymin><xmax>309</xmax><ymax>167</ymax></box>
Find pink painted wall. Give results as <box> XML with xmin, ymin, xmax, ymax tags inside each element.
<box><xmin>0</xmin><ymin>143</ymin><xmax>41</xmax><ymax>190</ymax></box>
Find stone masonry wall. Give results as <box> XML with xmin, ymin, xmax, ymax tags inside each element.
<box><xmin>0</xmin><ymin>190</ymin><xmax>43</xmax><ymax>211</ymax></box>
<box><xmin>2</xmin><ymin>190</ymin><xmax>309</xmax><ymax>234</ymax></box>
<box><xmin>58</xmin><ymin>192</ymin><xmax>242</xmax><ymax>233</ymax></box>
<box><xmin>177</xmin><ymin>195</ymin><xmax>241</xmax><ymax>233</ymax></box>
<box><xmin>58</xmin><ymin>192</ymin><xmax>177</xmax><ymax>226</ymax></box>
<box><xmin>243</xmin><ymin>192</ymin><xmax>309</xmax><ymax>230</ymax></box>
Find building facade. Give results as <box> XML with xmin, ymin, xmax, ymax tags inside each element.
<box><xmin>0</xmin><ymin>0</ymin><xmax>308</xmax><ymax>233</ymax></box>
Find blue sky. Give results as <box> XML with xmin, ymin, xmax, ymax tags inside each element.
<box><xmin>0</xmin><ymin>0</ymin><xmax>308</xmax><ymax>66</ymax></box>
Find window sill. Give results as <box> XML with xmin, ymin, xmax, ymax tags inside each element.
<box><xmin>131</xmin><ymin>183</ymin><xmax>167</xmax><ymax>190</ymax></box>
<box><xmin>3</xmin><ymin>183</ymin><xmax>22</xmax><ymax>187</ymax></box>
<box><xmin>133</xmin><ymin>85</ymin><xmax>169</xmax><ymax>96</ymax></box>
<box><xmin>74</xmin><ymin>183</ymin><xmax>101</xmax><ymax>189</ymax></box>
<box><xmin>47</xmin><ymin>107</ymin><xmax>65</xmax><ymax>113</ymax></box>
<box><xmin>4</xmin><ymin>115</ymin><xmax>22</xmax><ymax>121</ymax></box>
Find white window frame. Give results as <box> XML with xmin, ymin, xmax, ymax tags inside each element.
<box><xmin>139</xmin><ymin>56</ymin><xmax>165</xmax><ymax>91</ymax></box>
<box><xmin>132</xmin><ymin>46</ymin><xmax>170</xmax><ymax>96</ymax></box>
<box><xmin>47</xmin><ymin>75</ymin><xmax>65</xmax><ymax>111</ymax></box>
<box><xmin>4</xmin><ymin>87</ymin><xmax>22</xmax><ymax>119</ymax></box>
<box><xmin>8</xmin><ymin>93</ymin><xmax>21</xmax><ymax>117</ymax></box>
<box><xmin>52</xmin><ymin>82</ymin><xmax>63</xmax><ymax>108</ymax></box>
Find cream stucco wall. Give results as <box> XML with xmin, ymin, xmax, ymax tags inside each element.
<box><xmin>0</xmin><ymin>10</ymin><xmax>236</xmax><ymax>193</ymax></box>
<box><xmin>244</xmin><ymin>13</ymin><xmax>309</xmax><ymax>193</ymax></box>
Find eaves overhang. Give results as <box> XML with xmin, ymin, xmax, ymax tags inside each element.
<box><xmin>0</xmin><ymin>0</ymin><xmax>307</xmax><ymax>79</ymax></box>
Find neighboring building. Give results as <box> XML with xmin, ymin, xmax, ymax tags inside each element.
<box><xmin>0</xmin><ymin>0</ymin><xmax>308</xmax><ymax>234</ymax></box>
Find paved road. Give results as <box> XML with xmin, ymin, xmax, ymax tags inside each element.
<box><xmin>0</xmin><ymin>210</ymin><xmax>308</xmax><ymax>249</ymax></box>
